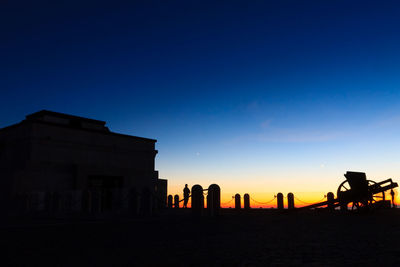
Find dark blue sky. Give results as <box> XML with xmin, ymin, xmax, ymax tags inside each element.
<box><xmin>2</xmin><ymin>1</ymin><xmax>400</xmax><ymax>194</ymax></box>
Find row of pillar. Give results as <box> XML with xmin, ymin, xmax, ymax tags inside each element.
<box><xmin>167</xmin><ymin>184</ymin><xmax>221</xmax><ymax>216</ymax></box>
<box><xmin>233</xmin><ymin>192</ymin><xmax>336</xmax><ymax>210</ymax></box>
<box><xmin>234</xmin><ymin>193</ymin><xmax>250</xmax><ymax>210</ymax></box>
<box><xmin>167</xmin><ymin>195</ymin><xmax>180</xmax><ymax>209</ymax></box>
<box><xmin>233</xmin><ymin>193</ymin><xmax>294</xmax><ymax>210</ymax></box>
<box><xmin>276</xmin><ymin>193</ymin><xmax>295</xmax><ymax>210</ymax></box>
<box><xmin>13</xmin><ymin>188</ymin><xmax>156</xmax><ymax>215</ymax></box>
<box><xmin>168</xmin><ymin>189</ymin><xmax>336</xmax><ymax>210</ymax></box>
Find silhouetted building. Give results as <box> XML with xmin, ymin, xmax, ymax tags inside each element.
<box><xmin>0</xmin><ymin>110</ymin><xmax>167</xmax><ymax>214</ymax></box>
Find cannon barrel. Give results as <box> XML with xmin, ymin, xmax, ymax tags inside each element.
<box><xmin>368</xmin><ymin>178</ymin><xmax>398</xmax><ymax>194</ymax></box>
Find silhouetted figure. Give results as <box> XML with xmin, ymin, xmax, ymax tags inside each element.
<box><xmin>391</xmin><ymin>189</ymin><xmax>396</xmax><ymax>208</ymax></box>
<box><xmin>183</xmin><ymin>184</ymin><xmax>190</xmax><ymax>208</ymax></box>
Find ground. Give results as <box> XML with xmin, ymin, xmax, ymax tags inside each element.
<box><xmin>2</xmin><ymin>209</ymin><xmax>400</xmax><ymax>266</ymax></box>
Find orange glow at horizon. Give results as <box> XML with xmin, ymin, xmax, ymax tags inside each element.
<box><xmin>168</xmin><ymin>189</ymin><xmax>400</xmax><ymax>209</ymax></box>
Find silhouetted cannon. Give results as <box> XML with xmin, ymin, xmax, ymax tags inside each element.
<box><xmin>299</xmin><ymin>171</ymin><xmax>398</xmax><ymax>211</ymax></box>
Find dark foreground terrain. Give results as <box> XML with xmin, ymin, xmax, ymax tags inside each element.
<box><xmin>2</xmin><ymin>209</ymin><xmax>400</xmax><ymax>266</ymax></box>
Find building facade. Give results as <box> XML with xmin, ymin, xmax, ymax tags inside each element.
<box><xmin>0</xmin><ymin>110</ymin><xmax>167</xmax><ymax>215</ymax></box>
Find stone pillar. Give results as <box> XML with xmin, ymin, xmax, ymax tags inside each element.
<box><xmin>140</xmin><ymin>187</ymin><xmax>152</xmax><ymax>215</ymax></box>
<box><xmin>101</xmin><ymin>189</ymin><xmax>113</xmax><ymax>212</ymax></box>
<box><xmin>53</xmin><ymin>192</ymin><xmax>60</xmax><ymax>212</ymax></box>
<box><xmin>207</xmin><ymin>184</ymin><xmax>221</xmax><ymax>216</ymax></box>
<box><xmin>191</xmin><ymin>185</ymin><xmax>204</xmax><ymax>215</ymax></box>
<box><xmin>327</xmin><ymin>192</ymin><xmax>335</xmax><ymax>210</ymax></box>
<box><xmin>174</xmin><ymin>194</ymin><xmax>180</xmax><ymax>209</ymax></box>
<box><xmin>82</xmin><ymin>190</ymin><xmax>91</xmax><ymax>213</ymax></box>
<box><xmin>235</xmin><ymin>194</ymin><xmax>241</xmax><ymax>210</ymax></box>
<box><xmin>244</xmin><ymin>193</ymin><xmax>250</xmax><ymax>209</ymax></box>
<box><xmin>277</xmin><ymin>193</ymin><xmax>284</xmax><ymax>210</ymax></box>
<box><xmin>128</xmin><ymin>188</ymin><xmax>139</xmax><ymax>215</ymax></box>
<box><xmin>287</xmin><ymin>193</ymin><xmax>295</xmax><ymax>209</ymax></box>
<box><xmin>44</xmin><ymin>192</ymin><xmax>52</xmax><ymax>212</ymax></box>
<box><xmin>92</xmin><ymin>190</ymin><xmax>101</xmax><ymax>213</ymax></box>
<box><xmin>71</xmin><ymin>190</ymin><xmax>82</xmax><ymax>212</ymax></box>
<box><xmin>167</xmin><ymin>195</ymin><xmax>173</xmax><ymax>208</ymax></box>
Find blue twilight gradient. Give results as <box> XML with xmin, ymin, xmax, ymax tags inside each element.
<box><xmin>2</xmin><ymin>1</ymin><xmax>400</xmax><ymax>194</ymax></box>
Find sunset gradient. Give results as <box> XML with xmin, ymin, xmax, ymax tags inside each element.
<box><xmin>2</xmin><ymin>1</ymin><xmax>400</xmax><ymax>208</ymax></box>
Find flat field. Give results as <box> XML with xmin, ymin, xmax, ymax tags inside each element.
<box><xmin>2</xmin><ymin>209</ymin><xmax>400</xmax><ymax>266</ymax></box>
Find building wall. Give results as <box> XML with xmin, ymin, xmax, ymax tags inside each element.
<box><xmin>0</xmin><ymin>111</ymin><xmax>166</xmax><ymax>215</ymax></box>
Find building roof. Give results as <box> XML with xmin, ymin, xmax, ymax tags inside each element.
<box><xmin>0</xmin><ymin>110</ymin><xmax>157</xmax><ymax>142</ymax></box>
<box><xmin>26</xmin><ymin>110</ymin><xmax>106</xmax><ymax>126</ymax></box>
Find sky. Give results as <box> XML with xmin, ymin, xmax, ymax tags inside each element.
<box><xmin>2</xmin><ymin>0</ymin><xmax>400</xmax><ymax>207</ymax></box>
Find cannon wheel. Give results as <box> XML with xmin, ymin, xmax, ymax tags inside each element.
<box><xmin>337</xmin><ymin>179</ymin><xmax>385</xmax><ymax>210</ymax></box>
